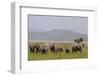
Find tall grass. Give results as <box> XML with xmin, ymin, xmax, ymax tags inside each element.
<box><xmin>28</xmin><ymin>47</ymin><xmax>88</xmax><ymax>61</ymax></box>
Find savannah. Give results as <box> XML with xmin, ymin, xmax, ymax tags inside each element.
<box><xmin>28</xmin><ymin>38</ymin><xmax>88</xmax><ymax>60</ymax></box>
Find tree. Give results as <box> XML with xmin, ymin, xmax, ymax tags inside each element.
<box><xmin>74</xmin><ymin>38</ymin><xmax>84</xmax><ymax>44</ymax></box>
<box><xmin>79</xmin><ymin>38</ymin><xmax>83</xmax><ymax>43</ymax></box>
<box><xmin>74</xmin><ymin>39</ymin><xmax>80</xmax><ymax>44</ymax></box>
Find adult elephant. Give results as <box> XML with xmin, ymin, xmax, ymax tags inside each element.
<box><xmin>29</xmin><ymin>44</ymin><xmax>40</xmax><ymax>54</ymax></box>
<box><xmin>40</xmin><ymin>48</ymin><xmax>48</xmax><ymax>54</ymax></box>
<box><xmin>49</xmin><ymin>44</ymin><xmax>56</xmax><ymax>53</ymax></box>
<box><xmin>72</xmin><ymin>44</ymin><xmax>82</xmax><ymax>53</ymax></box>
<box><xmin>29</xmin><ymin>45</ymin><xmax>35</xmax><ymax>53</ymax></box>
<box><xmin>56</xmin><ymin>47</ymin><xmax>63</xmax><ymax>53</ymax></box>
<box><xmin>34</xmin><ymin>44</ymin><xmax>41</xmax><ymax>54</ymax></box>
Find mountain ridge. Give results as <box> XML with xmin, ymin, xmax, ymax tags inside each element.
<box><xmin>28</xmin><ymin>29</ymin><xmax>88</xmax><ymax>41</ymax></box>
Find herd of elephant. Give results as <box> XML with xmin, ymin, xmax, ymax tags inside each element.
<box><xmin>29</xmin><ymin>43</ymin><xmax>84</xmax><ymax>54</ymax></box>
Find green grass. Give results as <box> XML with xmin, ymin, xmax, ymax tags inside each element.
<box><xmin>28</xmin><ymin>48</ymin><xmax>88</xmax><ymax>61</ymax></box>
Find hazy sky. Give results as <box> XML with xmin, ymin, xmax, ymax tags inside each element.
<box><xmin>28</xmin><ymin>15</ymin><xmax>88</xmax><ymax>35</ymax></box>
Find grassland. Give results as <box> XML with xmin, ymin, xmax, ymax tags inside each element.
<box><xmin>28</xmin><ymin>42</ymin><xmax>88</xmax><ymax>61</ymax></box>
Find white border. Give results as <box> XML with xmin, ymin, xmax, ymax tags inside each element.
<box><xmin>11</xmin><ymin>2</ymin><xmax>96</xmax><ymax>74</ymax></box>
